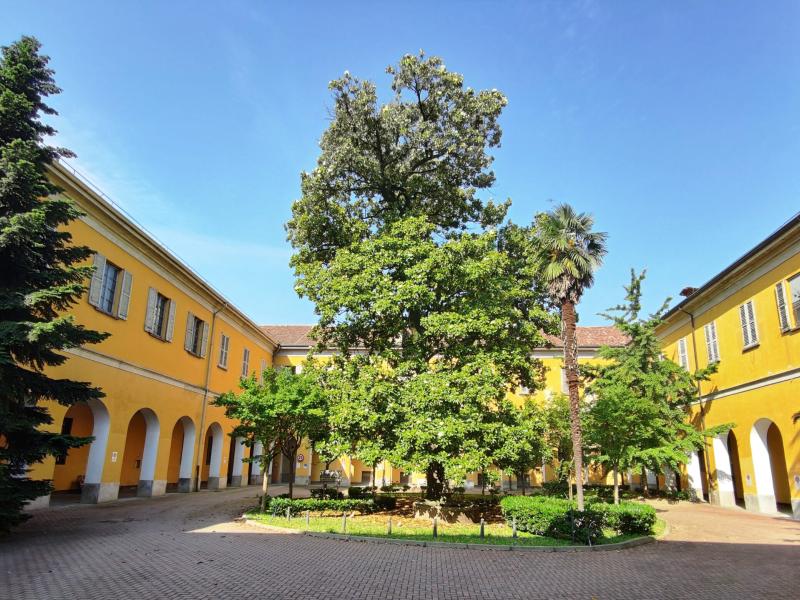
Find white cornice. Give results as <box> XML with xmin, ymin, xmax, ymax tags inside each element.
<box><xmin>693</xmin><ymin>366</ymin><xmax>800</xmax><ymax>405</ymax></box>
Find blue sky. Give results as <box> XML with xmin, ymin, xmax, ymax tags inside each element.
<box><xmin>4</xmin><ymin>1</ymin><xmax>799</xmax><ymax>326</ymax></box>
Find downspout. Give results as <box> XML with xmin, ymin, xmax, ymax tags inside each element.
<box><xmin>679</xmin><ymin>307</ymin><xmax>713</xmax><ymax>499</ymax></box>
<box><xmin>194</xmin><ymin>303</ymin><xmax>227</xmax><ymax>491</ymax></box>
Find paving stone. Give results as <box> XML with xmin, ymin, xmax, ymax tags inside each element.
<box><xmin>1</xmin><ymin>488</ymin><xmax>798</xmax><ymax>599</ymax></box>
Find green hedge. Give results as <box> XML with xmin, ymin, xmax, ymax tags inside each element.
<box><xmin>269</xmin><ymin>497</ymin><xmax>375</xmax><ymax>516</ymax></box>
<box><xmin>500</xmin><ymin>496</ymin><xmax>656</xmax><ymax>543</ymax></box>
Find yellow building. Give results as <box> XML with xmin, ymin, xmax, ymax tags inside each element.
<box><xmin>27</xmin><ymin>162</ymin><xmax>281</xmax><ymax>507</ymax></box>
<box><xmin>657</xmin><ymin>213</ymin><xmax>800</xmax><ymax>519</ymax></box>
<box><xmin>262</xmin><ymin>324</ymin><xmax>627</xmax><ymax>491</ymax></box>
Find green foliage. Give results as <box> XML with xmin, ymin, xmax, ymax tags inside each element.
<box><xmin>494</xmin><ymin>398</ymin><xmax>549</xmax><ymax>490</ymax></box>
<box><xmin>584</xmin><ymin>270</ymin><xmax>733</xmax><ymax>495</ymax></box>
<box><xmin>499</xmin><ymin>495</ymin><xmax>605</xmax><ymax>544</ymax></box>
<box><xmin>500</xmin><ymin>495</ymin><xmax>656</xmax><ymax>543</ymax></box>
<box><xmin>346</xmin><ymin>486</ymin><xmax>370</xmax><ymax>499</ymax></box>
<box><xmin>310</xmin><ymin>488</ymin><xmax>344</xmax><ymax>499</ymax></box>
<box><xmin>373</xmin><ymin>495</ymin><xmax>397</xmax><ymax>511</ymax></box>
<box><xmin>268</xmin><ymin>497</ymin><xmax>376</xmax><ymax>516</ymax></box>
<box><xmin>541</xmin><ymin>480</ymin><xmax>570</xmax><ymax>498</ymax></box>
<box><xmin>214</xmin><ymin>364</ymin><xmax>327</xmax><ymax>498</ymax></box>
<box><xmin>287</xmin><ymin>52</ymin><xmax>556</xmax><ymax>500</ymax></box>
<box><xmin>0</xmin><ymin>36</ymin><xmax>108</xmax><ymax>531</ymax></box>
<box><xmin>591</xmin><ymin>502</ymin><xmax>657</xmax><ymax>535</ymax></box>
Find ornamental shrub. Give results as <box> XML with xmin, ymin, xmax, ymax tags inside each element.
<box><xmin>373</xmin><ymin>495</ymin><xmax>397</xmax><ymax>511</ymax></box>
<box><xmin>270</xmin><ymin>497</ymin><xmax>375</xmax><ymax>516</ymax></box>
<box><xmin>600</xmin><ymin>502</ymin><xmax>656</xmax><ymax>534</ymax></box>
<box><xmin>311</xmin><ymin>488</ymin><xmax>344</xmax><ymax>499</ymax></box>
<box><xmin>541</xmin><ymin>480</ymin><xmax>569</xmax><ymax>497</ymax></box>
<box><xmin>347</xmin><ymin>486</ymin><xmax>370</xmax><ymax>499</ymax></box>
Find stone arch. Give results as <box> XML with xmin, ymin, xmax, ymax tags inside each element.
<box><xmin>250</xmin><ymin>441</ymin><xmax>264</xmax><ymax>485</ymax></box>
<box><xmin>52</xmin><ymin>399</ymin><xmax>112</xmax><ymax>504</ymax></box>
<box><xmin>712</xmin><ymin>434</ymin><xmax>736</xmax><ymax>507</ymax></box>
<box><xmin>749</xmin><ymin>418</ymin><xmax>790</xmax><ymax>514</ymax></box>
<box><xmin>202</xmin><ymin>422</ymin><xmax>225</xmax><ymax>490</ymax></box>
<box><xmin>166</xmin><ymin>416</ymin><xmax>196</xmax><ymax>493</ymax></box>
<box><xmin>228</xmin><ymin>436</ymin><xmax>246</xmax><ymax>487</ymax></box>
<box><xmin>120</xmin><ymin>408</ymin><xmax>162</xmax><ymax>497</ymax></box>
<box><xmin>727</xmin><ymin>430</ymin><xmax>745</xmax><ymax>506</ymax></box>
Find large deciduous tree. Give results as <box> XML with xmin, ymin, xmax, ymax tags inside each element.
<box><xmin>584</xmin><ymin>270</ymin><xmax>730</xmax><ymax>504</ymax></box>
<box><xmin>533</xmin><ymin>203</ymin><xmax>607</xmax><ymax>510</ymax></box>
<box><xmin>214</xmin><ymin>365</ymin><xmax>327</xmax><ymax>502</ymax></box>
<box><xmin>287</xmin><ymin>53</ymin><xmax>555</xmax><ymax>500</ymax></box>
<box><xmin>0</xmin><ymin>36</ymin><xmax>108</xmax><ymax>531</ymax></box>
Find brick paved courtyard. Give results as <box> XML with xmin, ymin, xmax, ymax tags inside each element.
<box><xmin>2</xmin><ymin>487</ymin><xmax>798</xmax><ymax>600</ymax></box>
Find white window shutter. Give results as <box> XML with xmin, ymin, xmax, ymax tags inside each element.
<box><xmin>259</xmin><ymin>358</ymin><xmax>267</xmax><ymax>383</ymax></box>
<box><xmin>165</xmin><ymin>300</ymin><xmax>176</xmax><ymax>341</ymax></box>
<box><xmin>199</xmin><ymin>320</ymin><xmax>209</xmax><ymax>357</ymax></box>
<box><xmin>88</xmin><ymin>253</ymin><xmax>106</xmax><ymax>307</ymax></box>
<box><xmin>775</xmin><ymin>283</ymin><xmax>791</xmax><ymax>332</ymax></box>
<box><xmin>739</xmin><ymin>304</ymin><xmax>751</xmax><ymax>347</ymax></box>
<box><xmin>185</xmin><ymin>312</ymin><xmax>195</xmax><ymax>351</ymax></box>
<box><xmin>710</xmin><ymin>321</ymin><xmax>719</xmax><ymax>362</ymax></box>
<box><xmin>144</xmin><ymin>287</ymin><xmax>158</xmax><ymax>332</ymax></box>
<box><xmin>704</xmin><ymin>322</ymin><xmax>719</xmax><ymax>363</ymax></box>
<box><xmin>678</xmin><ymin>337</ymin><xmax>689</xmax><ymax>369</ymax></box>
<box><xmin>746</xmin><ymin>301</ymin><xmax>758</xmax><ymax>344</ymax></box>
<box><xmin>116</xmin><ymin>271</ymin><xmax>133</xmax><ymax>320</ymax></box>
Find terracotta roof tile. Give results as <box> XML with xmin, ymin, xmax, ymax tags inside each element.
<box><xmin>259</xmin><ymin>325</ymin><xmax>318</xmax><ymax>347</ymax></box>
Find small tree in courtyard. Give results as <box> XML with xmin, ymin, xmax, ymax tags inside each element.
<box><xmin>0</xmin><ymin>36</ymin><xmax>108</xmax><ymax>531</ymax></box>
<box><xmin>214</xmin><ymin>365</ymin><xmax>327</xmax><ymax>503</ymax></box>
<box><xmin>584</xmin><ymin>270</ymin><xmax>731</xmax><ymax>504</ymax></box>
<box><xmin>494</xmin><ymin>399</ymin><xmax>549</xmax><ymax>495</ymax></box>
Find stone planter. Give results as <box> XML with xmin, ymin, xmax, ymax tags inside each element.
<box><xmin>413</xmin><ymin>501</ymin><xmax>480</xmax><ymax>524</ymax></box>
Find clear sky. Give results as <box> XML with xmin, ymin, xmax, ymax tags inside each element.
<box><xmin>4</xmin><ymin>1</ymin><xmax>799</xmax><ymax>326</ymax></box>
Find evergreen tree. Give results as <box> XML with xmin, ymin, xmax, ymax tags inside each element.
<box><xmin>584</xmin><ymin>270</ymin><xmax>730</xmax><ymax>503</ymax></box>
<box><xmin>0</xmin><ymin>36</ymin><xmax>108</xmax><ymax>531</ymax></box>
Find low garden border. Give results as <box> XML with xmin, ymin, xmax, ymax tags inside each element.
<box><xmin>243</xmin><ymin>517</ymin><xmax>668</xmax><ymax>552</ymax></box>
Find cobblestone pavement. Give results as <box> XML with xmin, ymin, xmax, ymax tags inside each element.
<box><xmin>2</xmin><ymin>487</ymin><xmax>798</xmax><ymax>600</ymax></box>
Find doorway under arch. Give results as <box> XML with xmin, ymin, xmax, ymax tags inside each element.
<box><xmin>51</xmin><ymin>399</ymin><xmax>113</xmax><ymax>504</ymax></box>
<box><xmin>120</xmin><ymin>408</ymin><xmax>162</xmax><ymax>497</ymax></box>
<box><xmin>201</xmin><ymin>422</ymin><xmax>225</xmax><ymax>490</ymax></box>
<box><xmin>749</xmin><ymin>419</ymin><xmax>791</xmax><ymax>514</ymax></box>
<box><xmin>166</xmin><ymin>416</ymin><xmax>196</xmax><ymax>493</ymax></box>
<box><xmin>727</xmin><ymin>430</ymin><xmax>745</xmax><ymax>507</ymax></box>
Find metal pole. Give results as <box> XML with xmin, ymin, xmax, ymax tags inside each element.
<box><xmin>433</xmin><ymin>516</ymin><xmax>438</xmax><ymax>539</ymax></box>
<box><xmin>341</xmin><ymin>512</ymin><xmax>347</xmax><ymax>533</ymax></box>
<box><xmin>387</xmin><ymin>517</ymin><xmax>392</xmax><ymax>535</ymax></box>
<box><xmin>480</xmin><ymin>518</ymin><xmax>485</xmax><ymax>538</ymax></box>
<box><xmin>512</xmin><ymin>516</ymin><xmax>517</xmax><ymax>540</ymax></box>
<box><xmin>286</xmin><ymin>506</ymin><xmax>291</xmax><ymax>521</ymax></box>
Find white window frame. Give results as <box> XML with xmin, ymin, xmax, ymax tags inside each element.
<box><xmin>788</xmin><ymin>274</ymin><xmax>800</xmax><ymax>328</ymax></box>
<box><xmin>144</xmin><ymin>287</ymin><xmax>176</xmax><ymax>341</ymax></box>
<box><xmin>184</xmin><ymin>312</ymin><xmax>208</xmax><ymax>358</ymax></box>
<box><xmin>87</xmin><ymin>253</ymin><xmax>133</xmax><ymax>320</ymax></box>
<box><xmin>739</xmin><ymin>300</ymin><xmax>759</xmax><ymax>350</ymax></box>
<box><xmin>259</xmin><ymin>358</ymin><xmax>267</xmax><ymax>383</ymax></box>
<box><xmin>677</xmin><ymin>337</ymin><xmax>689</xmax><ymax>370</ymax></box>
<box><xmin>703</xmin><ymin>321</ymin><xmax>720</xmax><ymax>364</ymax></box>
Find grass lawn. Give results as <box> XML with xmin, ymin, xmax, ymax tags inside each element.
<box><xmin>244</xmin><ymin>511</ymin><xmax>665</xmax><ymax>547</ymax></box>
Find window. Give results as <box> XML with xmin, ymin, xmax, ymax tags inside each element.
<box><xmin>790</xmin><ymin>274</ymin><xmax>800</xmax><ymax>326</ymax></box>
<box><xmin>739</xmin><ymin>300</ymin><xmax>759</xmax><ymax>349</ymax></box>
<box><xmin>776</xmin><ymin>282</ymin><xmax>791</xmax><ymax>332</ymax></box>
<box><xmin>677</xmin><ymin>337</ymin><xmax>689</xmax><ymax>369</ymax></box>
<box><xmin>259</xmin><ymin>358</ymin><xmax>267</xmax><ymax>383</ymax></box>
<box><xmin>205</xmin><ymin>437</ymin><xmax>213</xmax><ymax>465</ymax></box>
<box><xmin>144</xmin><ymin>288</ymin><xmax>175</xmax><ymax>340</ymax></box>
<box><xmin>87</xmin><ymin>253</ymin><xmax>133</xmax><ymax>319</ymax></box>
<box><xmin>704</xmin><ymin>321</ymin><xmax>720</xmax><ymax>363</ymax></box>
<box><xmin>241</xmin><ymin>347</ymin><xmax>250</xmax><ymax>378</ymax></box>
<box><xmin>184</xmin><ymin>312</ymin><xmax>208</xmax><ymax>357</ymax></box>
<box><xmin>218</xmin><ymin>333</ymin><xmax>230</xmax><ymax>369</ymax></box>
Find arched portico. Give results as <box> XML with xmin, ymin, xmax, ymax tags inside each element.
<box><xmin>120</xmin><ymin>408</ymin><xmax>163</xmax><ymax>497</ymax></box>
<box><xmin>712</xmin><ymin>434</ymin><xmax>736</xmax><ymax>507</ymax></box>
<box><xmin>748</xmin><ymin>418</ymin><xmax>790</xmax><ymax>514</ymax></box>
<box><xmin>81</xmin><ymin>399</ymin><xmax>114</xmax><ymax>503</ymax></box>
<box><xmin>229</xmin><ymin>437</ymin><xmax>246</xmax><ymax>487</ymax></box>
<box><xmin>202</xmin><ymin>422</ymin><xmax>226</xmax><ymax>490</ymax></box>
<box><xmin>166</xmin><ymin>416</ymin><xmax>196</xmax><ymax>493</ymax></box>
<box><xmin>250</xmin><ymin>441</ymin><xmax>264</xmax><ymax>485</ymax></box>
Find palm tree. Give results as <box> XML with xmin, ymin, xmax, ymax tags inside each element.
<box><xmin>535</xmin><ymin>203</ymin><xmax>607</xmax><ymax>510</ymax></box>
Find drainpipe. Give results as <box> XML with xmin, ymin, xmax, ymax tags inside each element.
<box><xmin>194</xmin><ymin>303</ymin><xmax>227</xmax><ymax>491</ymax></box>
<box><xmin>680</xmin><ymin>307</ymin><xmax>713</xmax><ymax>499</ymax></box>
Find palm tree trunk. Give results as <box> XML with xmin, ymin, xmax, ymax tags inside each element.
<box><xmin>562</xmin><ymin>299</ymin><xmax>585</xmax><ymax>511</ymax></box>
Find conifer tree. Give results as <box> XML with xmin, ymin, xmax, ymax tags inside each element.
<box><xmin>0</xmin><ymin>36</ymin><xmax>108</xmax><ymax>531</ymax></box>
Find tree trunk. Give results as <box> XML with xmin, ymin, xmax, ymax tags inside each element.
<box><xmin>425</xmin><ymin>461</ymin><xmax>445</xmax><ymax>501</ymax></box>
<box><xmin>641</xmin><ymin>466</ymin><xmax>649</xmax><ymax>498</ymax></box>
<box><xmin>372</xmin><ymin>460</ymin><xmax>378</xmax><ymax>498</ymax></box>
<box><xmin>562</xmin><ymin>299</ymin><xmax>585</xmax><ymax>511</ymax></box>
<box><xmin>260</xmin><ymin>455</ymin><xmax>272</xmax><ymax>512</ymax></box>
<box><xmin>288</xmin><ymin>449</ymin><xmax>297</xmax><ymax>499</ymax></box>
<box><xmin>612</xmin><ymin>465</ymin><xmax>619</xmax><ymax>505</ymax></box>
